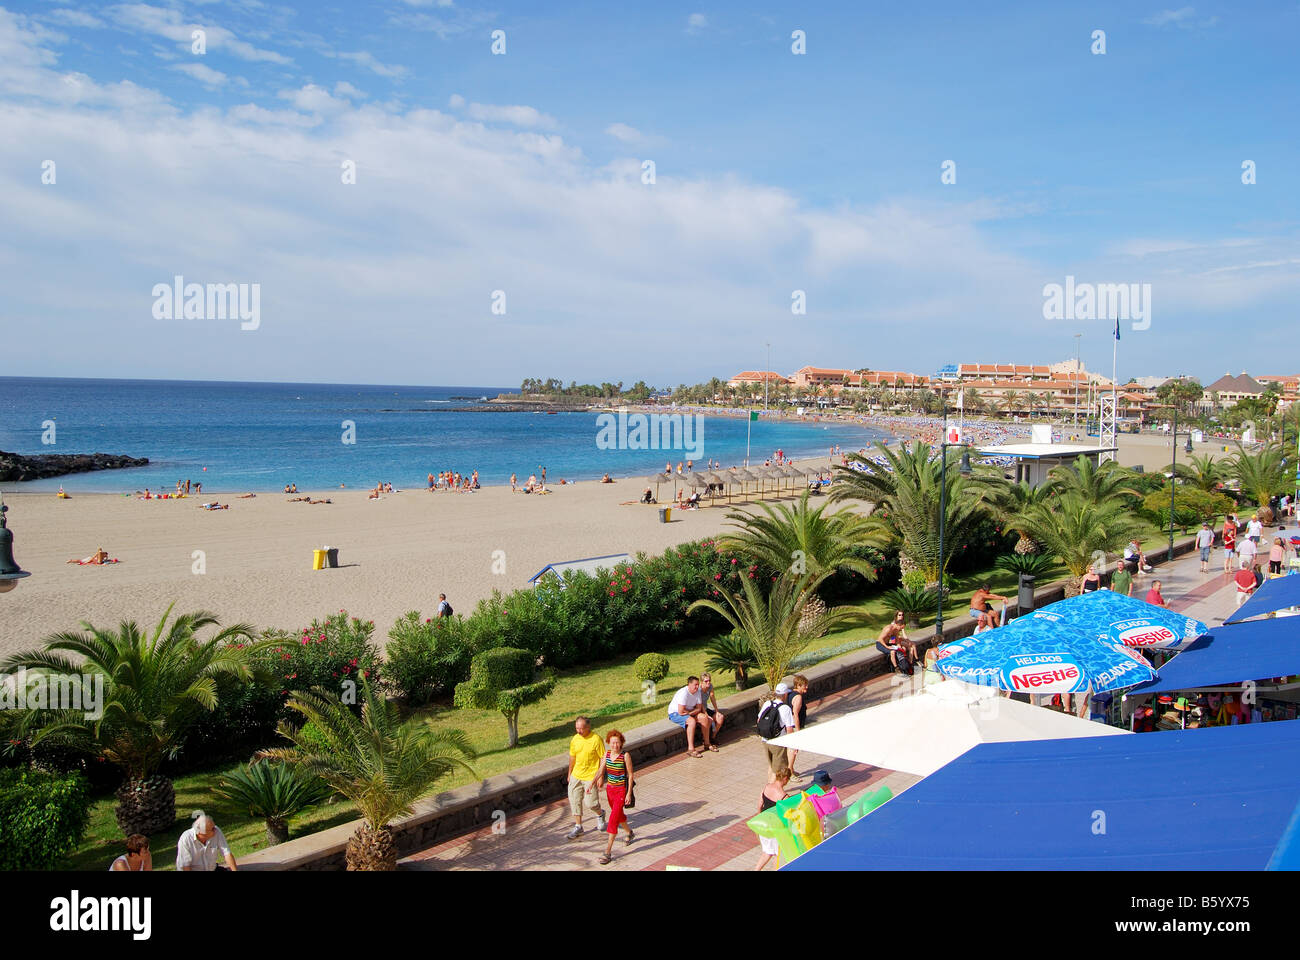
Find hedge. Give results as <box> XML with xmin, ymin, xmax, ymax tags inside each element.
<box><xmin>0</xmin><ymin>767</ymin><xmax>91</xmax><ymax>870</ymax></box>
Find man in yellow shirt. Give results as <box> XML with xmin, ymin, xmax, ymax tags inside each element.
<box><xmin>566</xmin><ymin>716</ymin><xmax>607</xmax><ymax>839</ymax></box>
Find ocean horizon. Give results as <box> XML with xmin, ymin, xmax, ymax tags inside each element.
<box><xmin>0</xmin><ymin>377</ymin><xmax>891</xmax><ymax>492</ymax></box>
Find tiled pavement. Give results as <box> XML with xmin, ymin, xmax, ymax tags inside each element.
<box><xmin>401</xmin><ymin>541</ymin><xmax>1252</xmax><ymax>872</ymax></box>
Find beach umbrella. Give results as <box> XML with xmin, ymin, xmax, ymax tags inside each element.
<box><xmin>737</xmin><ymin>467</ymin><xmax>765</xmax><ymax>501</ymax></box>
<box><xmin>933</xmin><ymin>609</ymin><xmax>1158</xmax><ymax>695</ymax></box>
<box><xmin>770</xmin><ymin>679</ymin><xmax>1127</xmax><ymax>777</ymax></box>
<box><xmin>1036</xmin><ymin>590</ymin><xmax>1207</xmax><ymax>652</ymax></box>
<box><xmin>642</xmin><ymin>474</ymin><xmax>671</xmax><ymax>503</ymax></box>
<box><xmin>703</xmin><ymin>472</ymin><xmax>727</xmax><ymax>504</ymax></box>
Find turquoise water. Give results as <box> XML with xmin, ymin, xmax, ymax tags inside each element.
<box><xmin>0</xmin><ymin>378</ymin><xmax>891</xmax><ymax>492</ymax></box>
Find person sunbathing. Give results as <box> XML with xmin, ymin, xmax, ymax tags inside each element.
<box><xmin>238</xmin><ymin>493</ymin><xmax>256</xmax><ymax>499</ymax></box>
<box><xmin>601</xmin><ymin>473</ymin><xmax>614</xmax><ymax>483</ymax></box>
<box><xmin>68</xmin><ymin>548</ymin><xmax>112</xmax><ymax>565</ymax></box>
<box><xmin>199</xmin><ymin>502</ymin><xmax>228</xmax><ymax>510</ymax></box>
<box><xmin>309</xmin><ymin>498</ymin><xmax>332</xmax><ymax>505</ymax></box>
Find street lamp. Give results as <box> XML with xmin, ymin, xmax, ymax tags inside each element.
<box><xmin>0</xmin><ymin>496</ymin><xmax>31</xmax><ymax>594</ymax></box>
<box><xmin>1168</xmin><ymin>406</ymin><xmax>1195</xmax><ymax>559</ymax></box>
<box><xmin>936</xmin><ymin>406</ymin><xmax>973</xmax><ymax>640</ymax></box>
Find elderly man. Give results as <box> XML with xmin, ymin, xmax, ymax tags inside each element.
<box><xmin>176</xmin><ymin>812</ymin><xmax>237</xmax><ymax>871</ymax></box>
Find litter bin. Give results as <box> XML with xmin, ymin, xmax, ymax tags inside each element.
<box><xmin>1017</xmin><ymin>573</ymin><xmax>1036</xmax><ymax>614</ymax></box>
<box><xmin>326</xmin><ymin>547</ymin><xmax>339</xmax><ymax>568</ymax></box>
<box><xmin>658</xmin><ymin>507</ymin><xmax>671</xmax><ymax>523</ymax></box>
<box><xmin>312</xmin><ymin>549</ymin><xmax>326</xmax><ymax>571</ymax></box>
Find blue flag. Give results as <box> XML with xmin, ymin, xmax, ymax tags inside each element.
<box><xmin>1114</xmin><ymin>317</ymin><xmax>1121</xmax><ymax>342</ymax></box>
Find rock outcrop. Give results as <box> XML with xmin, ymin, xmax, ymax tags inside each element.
<box><xmin>0</xmin><ymin>450</ymin><xmax>149</xmax><ymax>483</ymax></box>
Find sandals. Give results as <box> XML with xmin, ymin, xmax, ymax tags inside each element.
<box><xmin>708</xmin><ymin>745</ymin><xmax>719</xmax><ymax>752</ymax></box>
<box><xmin>688</xmin><ymin>749</ymin><xmax>703</xmax><ymax>758</ymax></box>
<box><xmin>625</xmin><ymin>830</ymin><xmax>635</xmax><ymax>846</ymax></box>
<box><xmin>598</xmin><ymin>855</ymin><xmax>611</xmax><ymax>865</ymax></box>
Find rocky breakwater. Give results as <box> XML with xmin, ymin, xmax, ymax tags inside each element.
<box><xmin>0</xmin><ymin>450</ymin><xmax>150</xmax><ymax>483</ymax></box>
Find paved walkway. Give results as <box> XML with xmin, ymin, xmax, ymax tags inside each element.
<box><xmin>401</xmin><ymin>541</ymin><xmax>1248</xmax><ymax>872</ymax></box>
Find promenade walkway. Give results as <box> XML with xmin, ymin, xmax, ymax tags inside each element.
<box><xmin>402</xmin><ymin>541</ymin><xmax>1252</xmax><ymax>872</ymax></box>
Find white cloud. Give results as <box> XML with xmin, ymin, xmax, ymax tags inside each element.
<box><xmin>43</xmin><ymin>9</ymin><xmax>106</xmax><ymax>29</ymax></box>
<box><xmin>447</xmin><ymin>93</ymin><xmax>465</xmax><ymax>108</ymax></box>
<box><xmin>1143</xmin><ymin>7</ymin><xmax>1218</xmax><ymax>28</ymax></box>
<box><xmin>335</xmin><ymin>50</ymin><xmax>408</xmax><ymax>78</ymax></box>
<box><xmin>170</xmin><ymin>62</ymin><xmax>228</xmax><ymax>89</ymax></box>
<box><xmin>687</xmin><ymin>13</ymin><xmax>708</xmax><ymax>33</ymax></box>
<box><xmin>278</xmin><ymin>83</ymin><xmax>350</xmax><ymax>114</ymax></box>
<box><xmin>465</xmin><ymin>101</ymin><xmax>558</xmax><ymax>129</ymax></box>
<box><xmin>106</xmin><ymin>3</ymin><xmax>292</xmax><ymax>63</ymax></box>
<box><xmin>605</xmin><ymin>122</ymin><xmax>643</xmax><ymax>144</ymax></box>
<box><xmin>333</xmin><ymin>81</ymin><xmax>366</xmax><ymax>100</ymax></box>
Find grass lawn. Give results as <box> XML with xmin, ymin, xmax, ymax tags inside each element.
<box><xmin>58</xmin><ymin>518</ymin><xmax>1183</xmax><ymax>870</ymax></box>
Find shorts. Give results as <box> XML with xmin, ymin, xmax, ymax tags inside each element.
<box><xmin>1200</xmin><ymin>547</ymin><xmax>1211</xmax><ymax>562</ymax></box>
<box><xmin>1224</xmin><ymin>546</ymin><xmax>1235</xmax><ymax>556</ymax></box>
<box><xmin>764</xmin><ymin>742</ymin><xmax>789</xmax><ymax>775</ymax></box>
<box><xmin>968</xmin><ymin>608</ymin><xmax>983</xmax><ymax>619</ymax></box>
<box><xmin>567</xmin><ymin>776</ymin><xmax>603</xmax><ymax>819</ymax></box>
<box><xmin>759</xmin><ymin>834</ymin><xmax>780</xmax><ymax>856</ymax></box>
<box><xmin>667</xmin><ymin>711</ymin><xmax>690</xmax><ymax>728</ymax></box>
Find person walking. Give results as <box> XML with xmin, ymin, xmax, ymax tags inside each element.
<box><xmin>757</xmin><ymin>684</ymin><xmax>796</xmax><ymax>779</ymax></box>
<box><xmin>1195</xmin><ymin>522</ymin><xmax>1215</xmax><ymax>573</ymax></box>
<box><xmin>595</xmin><ymin>729</ymin><xmax>635</xmax><ymax>864</ymax></box>
<box><xmin>1110</xmin><ymin>561</ymin><xmax>1133</xmax><ymax>597</ymax></box>
<box><xmin>1238</xmin><ymin>534</ymin><xmax>1258</xmax><ymax>572</ymax></box>
<box><xmin>1269</xmin><ymin>536</ymin><xmax>1285</xmax><ymax>576</ymax></box>
<box><xmin>1234</xmin><ymin>563</ymin><xmax>1258</xmax><ymax>608</ymax></box>
<box><xmin>755</xmin><ymin>767</ymin><xmax>792</xmax><ymax>871</ymax></box>
<box><xmin>1248</xmin><ymin>514</ymin><xmax>1263</xmax><ymax>546</ymax></box>
<box><xmin>436</xmin><ymin>593</ymin><xmax>452</xmax><ymax>618</ymax></box>
<box><xmin>1223</xmin><ymin>515</ymin><xmax>1238</xmax><ymax>573</ymax></box>
<box><xmin>1080</xmin><ymin>563</ymin><xmax>1102</xmax><ymax>592</ymax></box>
<box><xmin>565</xmin><ymin>717</ymin><xmax>606</xmax><ymax>839</ymax></box>
<box><xmin>785</xmin><ymin>675</ymin><xmax>810</xmax><ymax>777</ymax></box>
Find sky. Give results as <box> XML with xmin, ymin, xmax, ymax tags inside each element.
<box><xmin>0</xmin><ymin>0</ymin><xmax>1297</xmax><ymax>389</ymax></box>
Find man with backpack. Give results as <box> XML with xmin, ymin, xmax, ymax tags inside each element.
<box><xmin>436</xmin><ymin>593</ymin><xmax>453</xmax><ymax>618</ymax></box>
<box><xmin>757</xmin><ymin>683</ymin><xmax>796</xmax><ymax>780</ymax></box>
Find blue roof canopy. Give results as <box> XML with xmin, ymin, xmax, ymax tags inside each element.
<box><xmin>784</xmin><ymin>722</ymin><xmax>1300</xmax><ymax>871</ymax></box>
<box><xmin>1225</xmin><ymin>575</ymin><xmax>1300</xmax><ymax>623</ymax></box>
<box><xmin>1128</xmin><ymin>617</ymin><xmax>1300</xmax><ymax>696</ymax></box>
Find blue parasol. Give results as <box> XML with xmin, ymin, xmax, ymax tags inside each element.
<box><xmin>934</xmin><ymin>609</ymin><xmax>1157</xmax><ymax>694</ymax></box>
<box><xmin>1035</xmin><ymin>590</ymin><xmax>1208</xmax><ymax>652</ymax></box>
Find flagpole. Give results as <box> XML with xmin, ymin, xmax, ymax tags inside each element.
<box><xmin>746</xmin><ymin>408</ymin><xmax>751</xmax><ymax>467</ymax></box>
<box><xmin>1112</xmin><ymin>313</ymin><xmax>1119</xmax><ymax>430</ymax></box>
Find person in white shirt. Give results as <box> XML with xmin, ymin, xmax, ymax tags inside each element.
<box><xmin>758</xmin><ymin>684</ymin><xmax>796</xmax><ymax>780</ymax></box>
<box><xmin>176</xmin><ymin>812</ymin><xmax>237</xmax><ymax>871</ymax></box>
<box><xmin>1248</xmin><ymin>515</ymin><xmax>1263</xmax><ymax>545</ymax></box>
<box><xmin>667</xmin><ymin>676</ymin><xmax>712</xmax><ymax>756</ymax></box>
<box><xmin>1195</xmin><ymin>522</ymin><xmax>1215</xmax><ymax>572</ymax></box>
<box><xmin>1238</xmin><ymin>535</ymin><xmax>1258</xmax><ymax>571</ymax></box>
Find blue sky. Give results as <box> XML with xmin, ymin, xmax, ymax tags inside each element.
<box><xmin>1</xmin><ymin>1</ymin><xmax>1296</xmax><ymax>388</ymax></box>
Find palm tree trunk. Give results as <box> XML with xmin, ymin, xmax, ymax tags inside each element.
<box><xmin>266</xmin><ymin>818</ymin><xmax>289</xmax><ymax>846</ymax></box>
<box><xmin>345</xmin><ymin>823</ymin><xmax>398</xmax><ymax>871</ymax></box>
<box><xmin>114</xmin><ymin>774</ymin><xmax>176</xmax><ymax>836</ymax></box>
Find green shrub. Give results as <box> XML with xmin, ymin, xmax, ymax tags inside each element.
<box><xmin>881</xmin><ymin>585</ymin><xmax>935</xmax><ymax>626</ymax></box>
<box><xmin>454</xmin><ymin>648</ymin><xmax>556</xmax><ymax>748</ymax></box>
<box><xmin>633</xmin><ymin>653</ymin><xmax>670</xmax><ymax>683</ymax></box>
<box><xmin>704</xmin><ymin>630</ymin><xmax>757</xmax><ymax>691</ymax></box>
<box><xmin>385</xmin><ymin>611</ymin><xmax>476</xmax><ymax>705</ymax></box>
<box><xmin>995</xmin><ymin>552</ymin><xmax>1055</xmax><ymax>578</ymax></box>
<box><xmin>0</xmin><ymin>768</ymin><xmax>91</xmax><ymax>870</ymax></box>
<box><xmin>1142</xmin><ymin>488</ymin><xmax>1236</xmax><ymax>532</ymax></box>
<box><xmin>901</xmin><ymin>569</ymin><xmax>927</xmax><ymax>592</ymax></box>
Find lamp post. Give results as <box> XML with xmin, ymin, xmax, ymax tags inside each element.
<box><xmin>1168</xmin><ymin>406</ymin><xmax>1194</xmax><ymax>559</ymax></box>
<box><xmin>936</xmin><ymin>407</ymin><xmax>973</xmax><ymax>640</ymax></box>
<box><xmin>0</xmin><ymin>496</ymin><xmax>32</xmax><ymax>594</ymax></box>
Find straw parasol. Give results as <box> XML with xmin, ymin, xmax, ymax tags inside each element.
<box><xmin>704</xmin><ymin>471</ymin><xmax>729</xmax><ymax>504</ymax></box>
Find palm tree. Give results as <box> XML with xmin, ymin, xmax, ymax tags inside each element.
<box><xmin>831</xmin><ymin>441</ymin><xmax>994</xmax><ymax>585</ymax></box>
<box><xmin>1168</xmin><ymin>453</ymin><xmax>1224</xmax><ymax>492</ymax></box>
<box><xmin>1226</xmin><ymin>440</ymin><xmax>1289</xmax><ymax>523</ymax></box>
<box><xmin>688</xmin><ymin>573</ymin><xmax>863</xmax><ymax>691</ymax></box>
<box><xmin>986</xmin><ymin>479</ymin><xmax>1054</xmax><ymax>554</ymax></box>
<box><xmin>1020</xmin><ymin>493</ymin><xmax>1146</xmax><ymax>595</ymax></box>
<box><xmin>1047</xmin><ymin>455</ymin><xmax>1142</xmax><ymax>506</ymax></box>
<box><xmin>720</xmin><ymin>490</ymin><xmax>880</xmax><ymax>632</ymax></box>
<box><xmin>704</xmin><ymin>630</ymin><xmax>759</xmax><ymax>691</ymax></box>
<box><xmin>261</xmin><ymin>675</ymin><xmax>476</xmax><ymax>871</ymax></box>
<box><xmin>213</xmin><ymin>759</ymin><xmax>332</xmax><ymax>845</ymax></box>
<box><xmin>1</xmin><ymin>605</ymin><xmax>258</xmax><ymax>836</ymax></box>
<box><xmin>1022</xmin><ymin>391</ymin><xmax>1043</xmax><ymax>417</ymax></box>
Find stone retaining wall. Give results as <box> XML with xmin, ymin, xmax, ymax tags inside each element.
<box><xmin>240</xmin><ymin>531</ymin><xmax>1199</xmax><ymax>870</ymax></box>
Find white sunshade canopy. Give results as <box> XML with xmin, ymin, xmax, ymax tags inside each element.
<box><xmin>770</xmin><ymin>679</ymin><xmax>1128</xmax><ymax>777</ymax></box>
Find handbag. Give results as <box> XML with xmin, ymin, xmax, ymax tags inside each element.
<box><xmin>624</xmin><ymin>778</ymin><xmax>636</xmax><ymax>809</ymax></box>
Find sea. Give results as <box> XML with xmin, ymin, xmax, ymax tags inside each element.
<box><xmin>0</xmin><ymin>378</ymin><xmax>893</xmax><ymax>492</ymax></box>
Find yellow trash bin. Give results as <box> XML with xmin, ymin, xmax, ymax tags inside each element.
<box><xmin>312</xmin><ymin>549</ymin><xmax>326</xmax><ymax>571</ymax></box>
<box><xmin>664</xmin><ymin>507</ymin><xmax>672</xmax><ymax>522</ymax></box>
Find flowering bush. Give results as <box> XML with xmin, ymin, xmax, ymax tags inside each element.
<box><xmin>385</xmin><ymin>611</ymin><xmax>476</xmax><ymax>705</ymax></box>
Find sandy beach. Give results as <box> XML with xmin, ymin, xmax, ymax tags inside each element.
<box><xmin>0</xmin><ymin>431</ymin><xmax>1231</xmax><ymax>659</ymax></box>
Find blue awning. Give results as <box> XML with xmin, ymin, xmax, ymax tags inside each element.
<box><xmin>1127</xmin><ymin>617</ymin><xmax>1300</xmax><ymax>696</ymax></box>
<box><xmin>1225</xmin><ymin>575</ymin><xmax>1300</xmax><ymax>623</ymax></box>
<box><xmin>784</xmin><ymin>722</ymin><xmax>1300</xmax><ymax>871</ymax></box>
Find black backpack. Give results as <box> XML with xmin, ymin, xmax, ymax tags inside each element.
<box><xmin>757</xmin><ymin>699</ymin><xmax>786</xmax><ymax>739</ymax></box>
<box><xmin>441</xmin><ymin>602</ymin><xmax>453</xmax><ymax>617</ymax></box>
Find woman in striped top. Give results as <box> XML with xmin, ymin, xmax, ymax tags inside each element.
<box><xmin>596</xmin><ymin>730</ymin><xmax>635</xmax><ymax>864</ymax></box>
